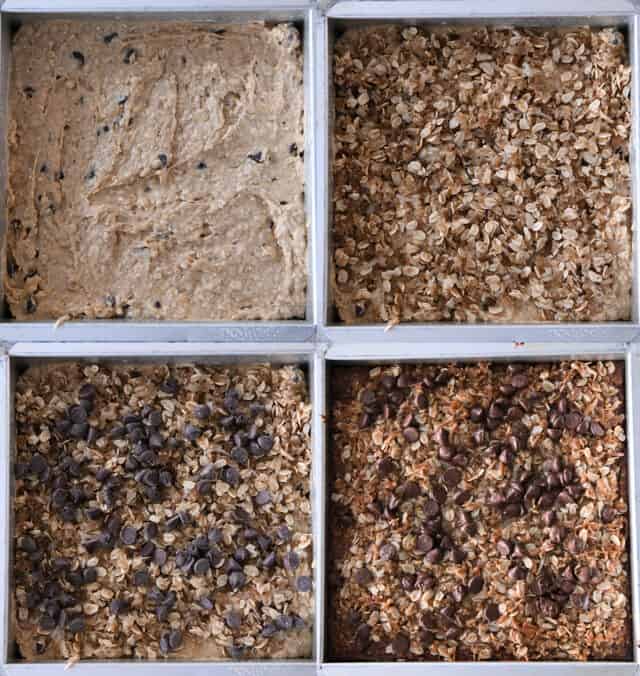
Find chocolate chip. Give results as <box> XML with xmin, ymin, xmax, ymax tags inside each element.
<box><xmin>454</xmin><ymin>489</ymin><xmax>471</xmax><ymax>505</ymax></box>
<box><xmin>222</xmin><ymin>466</ymin><xmax>240</xmax><ymax>486</ymax></box>
<box><xmin>415</xmin><ymin>534</ymin><xmax>434</xmax><ymax>553</ymax></box>
<box><xmin>443</xmin><ymin>468</ymin><xmax>462</xmax><ymax>487</ymax></box>
<box><xmin>165</xmin><ymin>515</ymin><xmax>182</xmax><ymax>531</ymax></box>
<box><xmin>452</xmin><ymin>549</ymin><xmax>466</xmax><ymax>563</ymax></box>
<box><xmin>30</xmin><ymin>453</ymin><xmax>48</xmax><ymax>475</ymax></box>
<box><xmin>193</xmin><ymin>404</ymin><xmax>210</xmax><ymax>420</ymax></box>
<box><xmin>67</xmin><ymin>616</ymin><xmax>85</xmax><ymax>633</ymax></box>
<box><xmin>485</xmin><ymin>603</ymin><xmax>500</xmax><ymax>622</ymax></box>
<box><xmin>133</xmin><ymin>569</ymin><xmax>149</xmax><ymax>586</ymax></box>
<box><xmin>471</xmin><ymin>429</ymin><xmax>485</xmax><ymax>446</ymax></box>
<box><xmin>168</xmin><ymin>629</ymin><xmax>182</xmax><ymax>650</ymax></box>
<box><xmin>496</xmin><ymin>539</ymin><xmax>512</xmax><ymax>557</ymax></box>
<box><xmin>69</xmin><ymin>405</ymin><xmax>87</xmax><ymax>424</ymax></box>
<box><xmin>194</xmin><ymin>558</ymin><xmax>210</xmax><ymax>576</ymax></box>
<box><xmin>120</xmin><ymin>526</ymin><xmax>137</xmax><ymax>545</ymax></box>
<box><xmin>69</xmin><ymin>422</ymin><xmax>89</xmax><ymax>439</ymax></box>
<box><xmin>255</xmin><ymin>490</ymin><xmax>272</xmax><ymax>506</ymax></box>
<box><xmin>433</xmin><ymin>428</ymin><xmax>449</xmax><ymax>446</ymax></box>
<box><xmin>284</xmin><ymin>551</ymin><xmax>300</xmax><ymax>571</ymax></box>
<box><xmin>469</xmin><ymin>575</ymin><xmax>484</xmax><ymax>594</ymax></box>
<box><xmin>601</xmin><ymin>506</ymin><xmax>616</xmax><ymax>523</ymax></box>
<box><xmin>590</xmin><ymin>421</ymin><xmax>605</xmax><ymax>437</ymax></box>
<box><xmin>402</xmin><ymin>481</ymin><xmax>421</xmax><ymax>500</ymax></box>
<box><xmin>511</xmin><ymin>373</ymin><xmax>528</xmax><ymax>389</ymax></box>
<box><xmin>110</xmin><ymin>598</ymin><xmax>128</xmax><ymax>615</ymax></box>
<box><xmin>378</xmin><ymin>457</ymin><xmax>395</xmax><ymax>477</ymax></box>
<box><xmin>83</xmin><ymin>567</ymin><xmax>97</xmax><ymax>584</ymax></box>
<box><xmin>257</xmin><ymin>435</ymin><xmax>274</xmax><ymax>452</ymax></box>
<box><xmin>391</xmin><ymin>633</ymin><xmax>410</xmax><ymax>655</ymax></box>
<box><xmin>296</xmin><ymin>575</ymin><xmax>313</xmax><ymax>592</ymax></box>
<box><xmin>425</xmin><ymin>547</ymin><xmax>442</xmax><ymax>564</ymax></box>
<box><xmin>183</xmin><ymin>424</ymin><xmax>201</xmax><ymax>441</ymax></box>
<box><xmin>19</xmin><ymin>535</ymin><xmax>37</xmax><ymax>553</ymax></box>
<box><xmin>488</xmin><ymin>402</ymin><xmax>504</xmax><ymax>419</ymax></box>
<box><xmin>470</xmin><ymin>406</ymin><xmax>485</xmax><ymax>422</ymax></box>
<box><xmin>509</xmin><ymin>564</ymin><xmax>527</xmax><ymax>581</ymax></box>
<box><xmin>565</xmin><ymin>411</ymin><xmax>582</xmax><ymax>431</ymax></box>
<box><xmin>228</xmin><ymin>571</ymin><xmax>246</xmax><ymax>590</ymax></box>
<box><xmin>354</xmin><ymin>567</ymin><xmax>373</xmax><ymax>586</ymax></box>
<box><xmin>403</xmin><ymin>427</ymin><xmax>419</xmax><ymax>443</ymax></box>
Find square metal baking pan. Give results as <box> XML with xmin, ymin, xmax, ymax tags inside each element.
<box><xmin>0</xmin><ymin>0</ymin><xmax>320</xmax><ymax>344</ymax></box>
<box><xmin>0</xmin><ymin>341</ymin><xmax>324</xmax><ymax>675</ymax></box>
<box><xmin>320</xmin><ymin>340</ymin><xmax>640</xmax><ymax>675</ymax></box>
<box><xmin>317</xmin><ymin>0</ymin><xmax>640</xmax><ymax>345</ymax></box>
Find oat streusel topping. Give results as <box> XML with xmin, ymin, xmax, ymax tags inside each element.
<box><xmin>328</xmin><ymin>361</ymin><xmax>629</xmax><ymax>661</ymax></box>
<box><xmin>332</xmin><ymin>26</ymin><xmax>631</xmax><ymax>323</ymax></box>
<box><xmin>13</xmin><ymin>362</ymin><xmax>312</xmax><ymax>661</ymax></box>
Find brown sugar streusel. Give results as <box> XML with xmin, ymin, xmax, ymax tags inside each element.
<box><xmin>13</xmin><ymin>362</ymin><xmax>312</xmax><ymax>661</ymax></box>
<box><xmin>332</xmin><ymin>26</ymin><xmax>632</xmax><ymax>323</ymax></box>
<box><xmin>328</xmin><ymin>361</ymin><xmax>630</xmax><ymax>661</ymax></box>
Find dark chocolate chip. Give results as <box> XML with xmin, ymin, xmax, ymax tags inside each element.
<box><xmin>469</xmin><ymin>575</ymin><xmax>484</xmax><ymax>594</ymax></box>
<box><xmin>402</xmin><ymin>481</ymin><xmax>421</xmax><ymax>500</ymax></box>
<box><xmin>120</xmin><ymin>526</ymin><xmax>137</xmax><ymax>546</ymax></box>
<box><xmin>403</xmin><ymin>427</ymin><xmax>419</xmax><ymax>443</ymax></box>
<box><xmin>354</xmin><ymin>567</ymin><xmax>373</xmax><ymax>586</ymax></box>
<box><xmin>284</xmin><ymin>550</ymin><xmax>300</xmax><ymax>571</ymax></box>
<box><xmin>255</xmin><ymin>489</ymin><xmax>272</xmax><ymax>506</ymax></box>
<box><xmin>416</xmin><ymin>530</ymin><xmax>437</xmax><ymax>553</ymax></box>
<box><xmin>133</xmin><ymin>569</ymin><xmax>150</xmax><ymax>586</ymax></box>
<box><xmin>194</xmin><ymin>404</ymin><xmax>210</xmax><ymax>420</ymax></box>
<box><xmin>67</xmin><ymin>616</ymin><xmax>86</xmax><ymax>633</ymax></box>
<box><xmin>69</xmin><ymin>405</ymin><xmax>87</xmax><ymax>424</ymax></box>
<box><xmin>168</xmin><ymin>629</ymin><xmax>182</xmax><ymax>650</ymax></box>
<box><xmin>71</xmin><ymin>51</ymin><xmax>85</xmax><ymax>66</ymax></box>
<box><xmin>485</xmin><ymin>603</ymin><xmax>500</xmax><ymax>622</ymax></box>
<box><xmin>194</xmin><ymin>558</ymin><xmax>210</xmax><ymax>576</ymax></box>
<box><xmin>228</xmin><ymin>571</ymin><xmax>246</xmax><ymax>590</ymax></box>
<box><xmin>110</xmin><ymin>598</ymin><xmax>128</xmax><ymax>615</ymax></box>
<box><xmin>590</xmin><ymin>421</ymin><xmax>605</xmax><ymax>437</ymax></box>
<box><xmin>511</xmin><ymin>373</ymin><xmax>528</xmax><ymax>389</ymax></box>
<box><xmin>601</xmin><ymin>506</ymin><xmax>616</xmax><ymax>523</ymax></box>
<box><xmin>425</xmin><ymin>547</ymin><xmax>442</xmax><ymax>564</ymax></box>
<box><xmin>391</xmin><ymin>633</ymin><xmax>410</xmax><ymax>655</ymax></box>
<box><xmin>153</xmin><ymin>547</ymin><xmax>168</xmax><ymax>566</ymax></box>
<box><xmin>443</xmin><ymin>468</ymin><xmax>462</xmax><ymax>487</ymax></box>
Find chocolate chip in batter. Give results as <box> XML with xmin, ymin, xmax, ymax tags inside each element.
<box><xmin>71</xmin><ymin>51</ymin><xmax>85</xmax><ymax>66</ymax></box>
<box><xmin>123</xmin><ymin>47</ymin><xmax>137</xmax><ymax>64</ymax></box>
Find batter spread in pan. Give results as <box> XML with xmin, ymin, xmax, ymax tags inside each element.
<box><xmin>5</xmin><ymin>21</ymin><xmax>306</xmax><ymax>320</ymax></box>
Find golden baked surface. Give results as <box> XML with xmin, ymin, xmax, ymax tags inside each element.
<box><xmin>328</xmin><ymin>361</ymin><xmax>629</xmax><ymax>660</ymax></box>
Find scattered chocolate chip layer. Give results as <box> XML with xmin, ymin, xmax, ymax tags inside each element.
<box><xmin>13</xmin><ymin>363</ymin><xmax>312</xmax><ymax>661</ymax></box>
<box><xmin>328</xmin><ymin>361</ymin><xmax>629</xmax><ymax>661</ymax></box>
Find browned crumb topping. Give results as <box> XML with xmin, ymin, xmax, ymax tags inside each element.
<box><xmin>332</xmin><ymin>26</ymin><xmax>632</xmax><ymax>323</ymax></box>
<box><xmin>328</xmin><ymin>361</ymin><xmax>630</xmax><ymax>661</ymax></box>
<box><xmin>13</xmin><ymin>362</ymin><xmax>312</xmax><ymax>661</ymax></box>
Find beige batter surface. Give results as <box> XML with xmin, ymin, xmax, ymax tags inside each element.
<box><xmin>5</xmin><ymin>21</ymin><xmax>306</xmax><ymax>320</ymax></box>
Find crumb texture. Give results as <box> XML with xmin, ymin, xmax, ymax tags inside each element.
<box><xmin>328</xmin><ymin>361</ymin><xmax>629</xmax><ymax>661</ymax></box>
<box><xmin>332</xmin><ymin>26</ymin><xmax>631</xmax><ymax>323</ymax></box>
<box><xmin>6</xmin><ymin>21</ymin><xmax>306</xmax><ymax>320</ymax></box>
<box><xmin>13</xmin><ymin>362</ymin><xmax>312</xmax><ymax>661</ymax></box>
